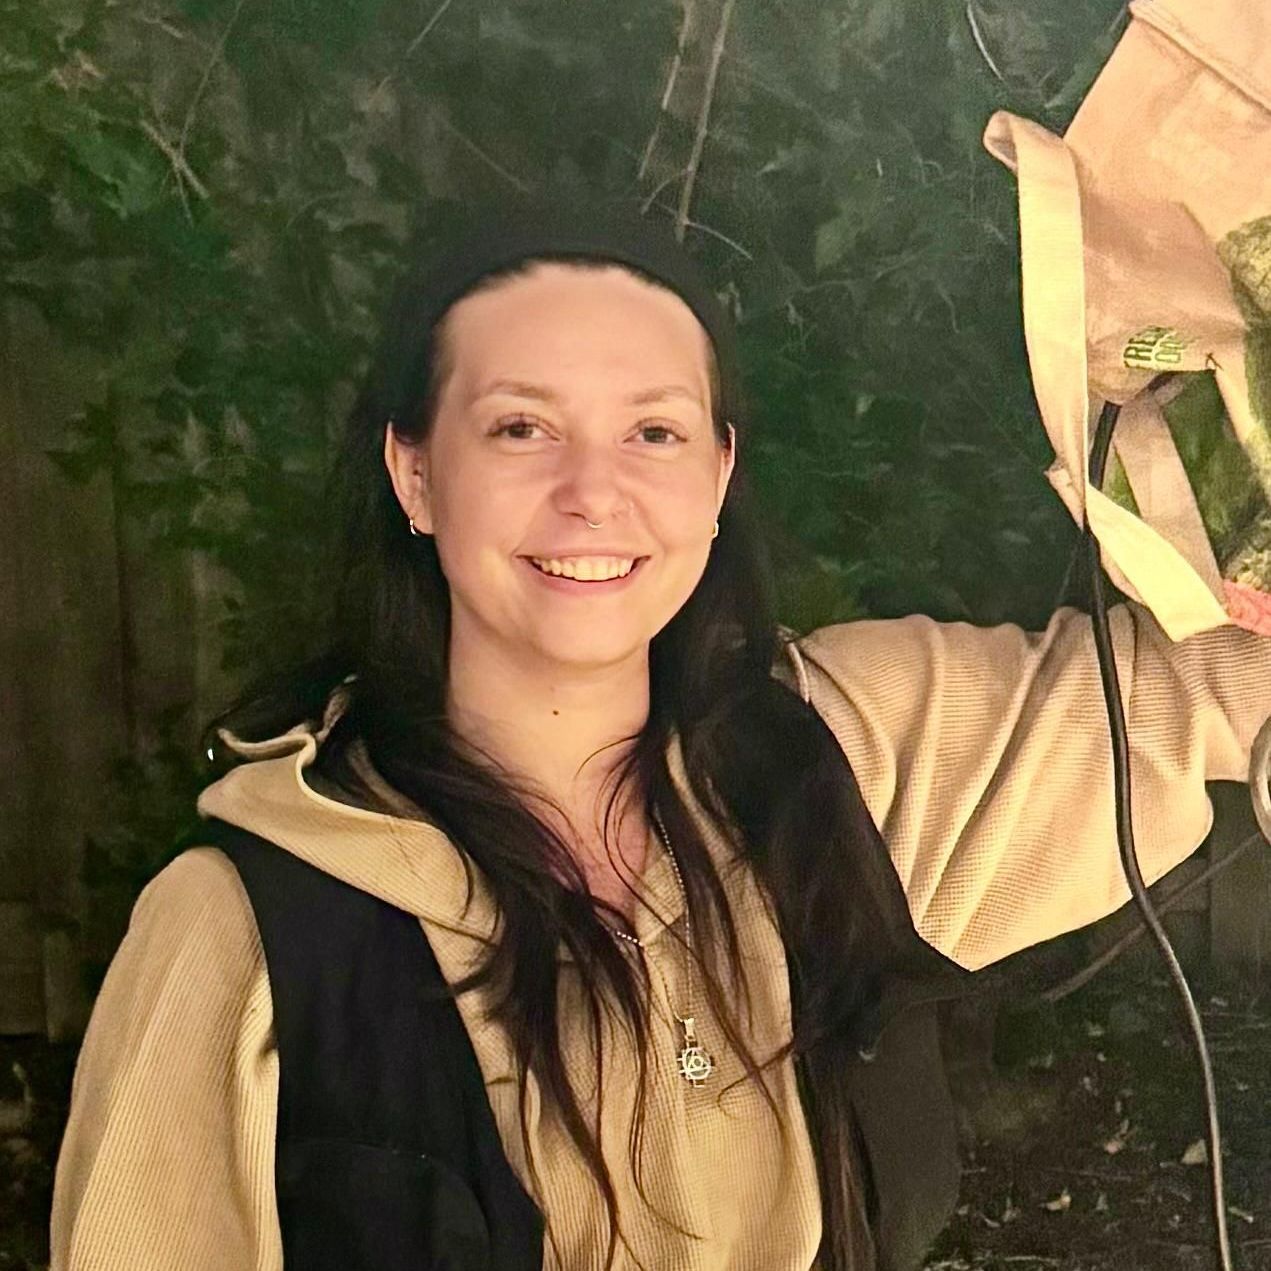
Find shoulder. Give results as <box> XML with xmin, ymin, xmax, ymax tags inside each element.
<box><xmin>122</xmin><ymin>845</ymin><xmax>267</xmax><ymax>1004</ymax></box>
<box><xmin>135</xmin><ymin>844</ymin><xmax>257</xmax><ymax>930</ymax></box>
<box><xmin>54</xmin><ymin>848</ymin><xmax>279</xmax><ymax>1270</ymax></box>
<box><xmin>72</xmin><ymin>845</ymin><xmax>276</xmax><ymax>1128</ymax></box>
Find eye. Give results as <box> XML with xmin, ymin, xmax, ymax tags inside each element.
<box><xmin>635</xmin><ymin>422</ymin><xmax>687</xmax><ymax>445</ymax></box>
<box><xmin>489</xmin><ymin>415</ymin><xmax>547</xmax><ymax>441</ymax></box>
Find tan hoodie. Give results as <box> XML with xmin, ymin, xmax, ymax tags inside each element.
<box><xmin>51</xmin><ymin>606</ymin><xmax>1271</xmax><ymax>1270</ymax></box>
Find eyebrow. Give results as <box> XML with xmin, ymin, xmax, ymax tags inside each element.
<box><xmin>473</xmin><ymin>379</ymin><xmax>704</xmax><ymax>409</ymax></box>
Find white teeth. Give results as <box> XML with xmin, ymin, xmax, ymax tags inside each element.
<box><xmin>529</xmin><ymin>556</ymin><xmax>636</xmax><ymax>581</ymax></box>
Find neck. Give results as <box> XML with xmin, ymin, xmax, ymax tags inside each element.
<box><xmin>444</xmin><ymin>635</ymin><xmax>652</xmax><ymax>843</ymax></box>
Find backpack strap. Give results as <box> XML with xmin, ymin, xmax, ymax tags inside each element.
<box><xmin>201</xmin><ymin>818</ymin><xmax>543</xmax><ymax>1270</ymax></box>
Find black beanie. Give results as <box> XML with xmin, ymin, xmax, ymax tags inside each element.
<box><xmin>371</xmin><ymin>196</ymin><xmax>743</xmax><ymax>432</ymax></box>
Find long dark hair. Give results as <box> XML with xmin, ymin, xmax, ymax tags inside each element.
<box><xmin>215</xmin><ymin>246</ymin><xmax>915</xmax><ymax>1271</ymax></box>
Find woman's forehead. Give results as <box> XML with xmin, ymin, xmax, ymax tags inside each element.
<box><xmin>440</xmin><ymin>261</ymin><xmax>713</xmax><ymax>401</ymax></box>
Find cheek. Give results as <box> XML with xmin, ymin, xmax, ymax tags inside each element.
<box><xmin>428</xmin><ymin>467</ymin><xmax>533</xmax><ymax>578</ymax></box>
<box><xmin>642</xmin><ymin>467</ymin><xmax>720</xmax><ymax>542</ymax></box>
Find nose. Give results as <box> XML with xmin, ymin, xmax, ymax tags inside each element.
<box><xmin>550</xmin><ymin>437</ymin><xmax>631</xmax><ymax>527</ymax></box>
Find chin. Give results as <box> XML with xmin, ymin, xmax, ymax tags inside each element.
<box><xmin>528</xmin><ymin>631</ymin><xmax>652</xmax><ymax>672</ymax></box>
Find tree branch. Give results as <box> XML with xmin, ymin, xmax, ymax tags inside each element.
<box><xmin>676</xmin><ymin>0</ymin><xmax>736</xmax><ymax>242</ymax></box>
<box><xmin>405</xmin><ymin>0</ymin><xmax>457</xmax><ymax>58</ymax></box>
<box><xmin>679</xmin><ymin>215</ymin><xmax>753</xmax><ymax>260</ymax></box>
<box><xmin>965</xmin><ymin>1</ymin><xmax>1004</xmax><ymax>83</ymax></box>
<box><xmin>430</xmin><ymin>106</ymin><xmax>532</xmax><ymax>193</ymax></box>
<box><xmin>644</xmin><ymin>198</ymin><xmax>752</xmax><ymax>259</ymax></box>
<box><xmin>371</xmin><ymin>0</ymin><xmax>458</xmax><ymax>104</ymax></box>
<box><xmin>638</xmin><ymin>0</ymin><xmax>696</xmax><ymax>184</ymax></box>
<box><xmin>141</xmin><ymin>116</ymin><xmax>210</xmax><ymax>216</ymax></box>
<box><xmin>178</xmin><ymin>0</ymin><xmax>249</xmax><ymax>160</ymax></box>
<box><xmin>640</xmin><ymin>166</ymin><xmax>690</xmax><ymax>215</ymax></box>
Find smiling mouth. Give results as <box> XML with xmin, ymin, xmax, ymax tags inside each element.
<box><xmin>523</xmin><ymin>556</ymin><xmax>648</xmax><ymax>582</ymax></box>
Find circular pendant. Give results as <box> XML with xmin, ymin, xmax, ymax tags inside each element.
<box><xmin>678</xmin><ymin>1044</ymin><xmax>714</xmax><ymax>1087</ymax></box>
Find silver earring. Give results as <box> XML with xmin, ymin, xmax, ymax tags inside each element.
<box><xmin>409</xmin><ymin>517</ymin><xmax>423</xmax><ymax>537</ymax></box>
<box><xmin>584</xmin><ymin>518</ymin><xmax>603</xmax><ymax>530</ymax></box>
<box><xmin>711</xmin><ymin>519</ymin><xmax>719</xmax><ymax>540</ymax></box>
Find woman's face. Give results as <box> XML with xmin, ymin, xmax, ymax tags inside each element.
<box><xmin>385</xmin><ymin>261</ymin><xmax>735</xmax><ymax>676</ymax></box>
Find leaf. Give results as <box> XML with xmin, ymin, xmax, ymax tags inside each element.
<box><xmin>1181</xmin><ymin>1139</ymin><xmax>1208</xmax><ymax>1166</ymax></box>
<box><xmin>1101</xmin><ymin>1117</ymin><xmax>1130</xmax><ymax>1155</ymax></box>
<box><xmin>813</xmin><ymin>213</ymin><xmax>852</xmax><ymax>274</ymax></box>
<box><xmin>1042</xmin><ymin>1188</ymin><xmax>1072</xmax><ymax>1212</ymax></box>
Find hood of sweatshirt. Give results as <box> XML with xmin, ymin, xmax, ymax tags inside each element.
<box><xmin>194</xmin><ymin>710</ymin><xmax>750</xmax><ymax>951</ymax></box>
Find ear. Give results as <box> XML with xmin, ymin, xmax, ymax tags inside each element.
<box><xmin>383</xmin><ymin>424</ymin><xmax>434</xmax><ymax>535</ymax></box>
<box><xmin>715</xmin><ymin>421</ymin><xmax>737</xmax><ymax>514</ymax></box>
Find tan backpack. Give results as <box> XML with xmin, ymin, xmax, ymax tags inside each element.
<box><xmin>986</xmin><ymin>0</ymin><xmax>1271</xmax><ymax>639</ymax></box>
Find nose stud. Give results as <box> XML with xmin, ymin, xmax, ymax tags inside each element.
<box><xmin>582</xmin><ymin>516</ymin><xmax>720</xmax><ymax>537</ymax></box>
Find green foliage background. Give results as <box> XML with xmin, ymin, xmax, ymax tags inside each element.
<box><xmin>2</xmin><ymin>0</ymin><xmax>1127</xmax><ymax>915</ymax></box>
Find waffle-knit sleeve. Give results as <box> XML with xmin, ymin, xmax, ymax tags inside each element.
<box><xmin>51</xmin><ymin>847</ymin><xmax>282</xmax><ymax>1271</ymax></box>
<box><xmin>791</xmin><ymin>604</ymin><xmax>1270</xmax><ymax>970</ymax></box>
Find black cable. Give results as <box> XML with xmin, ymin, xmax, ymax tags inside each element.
<box><xmin>1085</xmin><ymin>399</ymin><xmax>1233</xmax><ymax>1271</ymax></box>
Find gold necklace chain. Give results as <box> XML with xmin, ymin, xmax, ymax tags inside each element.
<box><xmin>604</xmin><ymin>812</ymin><xmax>715</xmax><ymax>1087</ymax></box>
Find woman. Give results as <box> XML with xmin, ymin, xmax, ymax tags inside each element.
<box><xmin>51</xmin><ymin>200</ymin><xmax>1271</xmax><ymax>1271</ymax></box>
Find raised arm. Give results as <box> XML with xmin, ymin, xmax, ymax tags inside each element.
<box><xmin>51</xmin><ymin>849</ymin><xmax>281</xmax><ymax>1271</ymax></box>
<box><xmin>789</xmin><ymin>605</ymin><xmax>1270</xmax><ymax>970</ymax></box>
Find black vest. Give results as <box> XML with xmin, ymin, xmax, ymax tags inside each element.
<box><xmin>204</xmin><ymin>814</ymin><xmax>963</xmax><ymax>1271</ymax></box>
